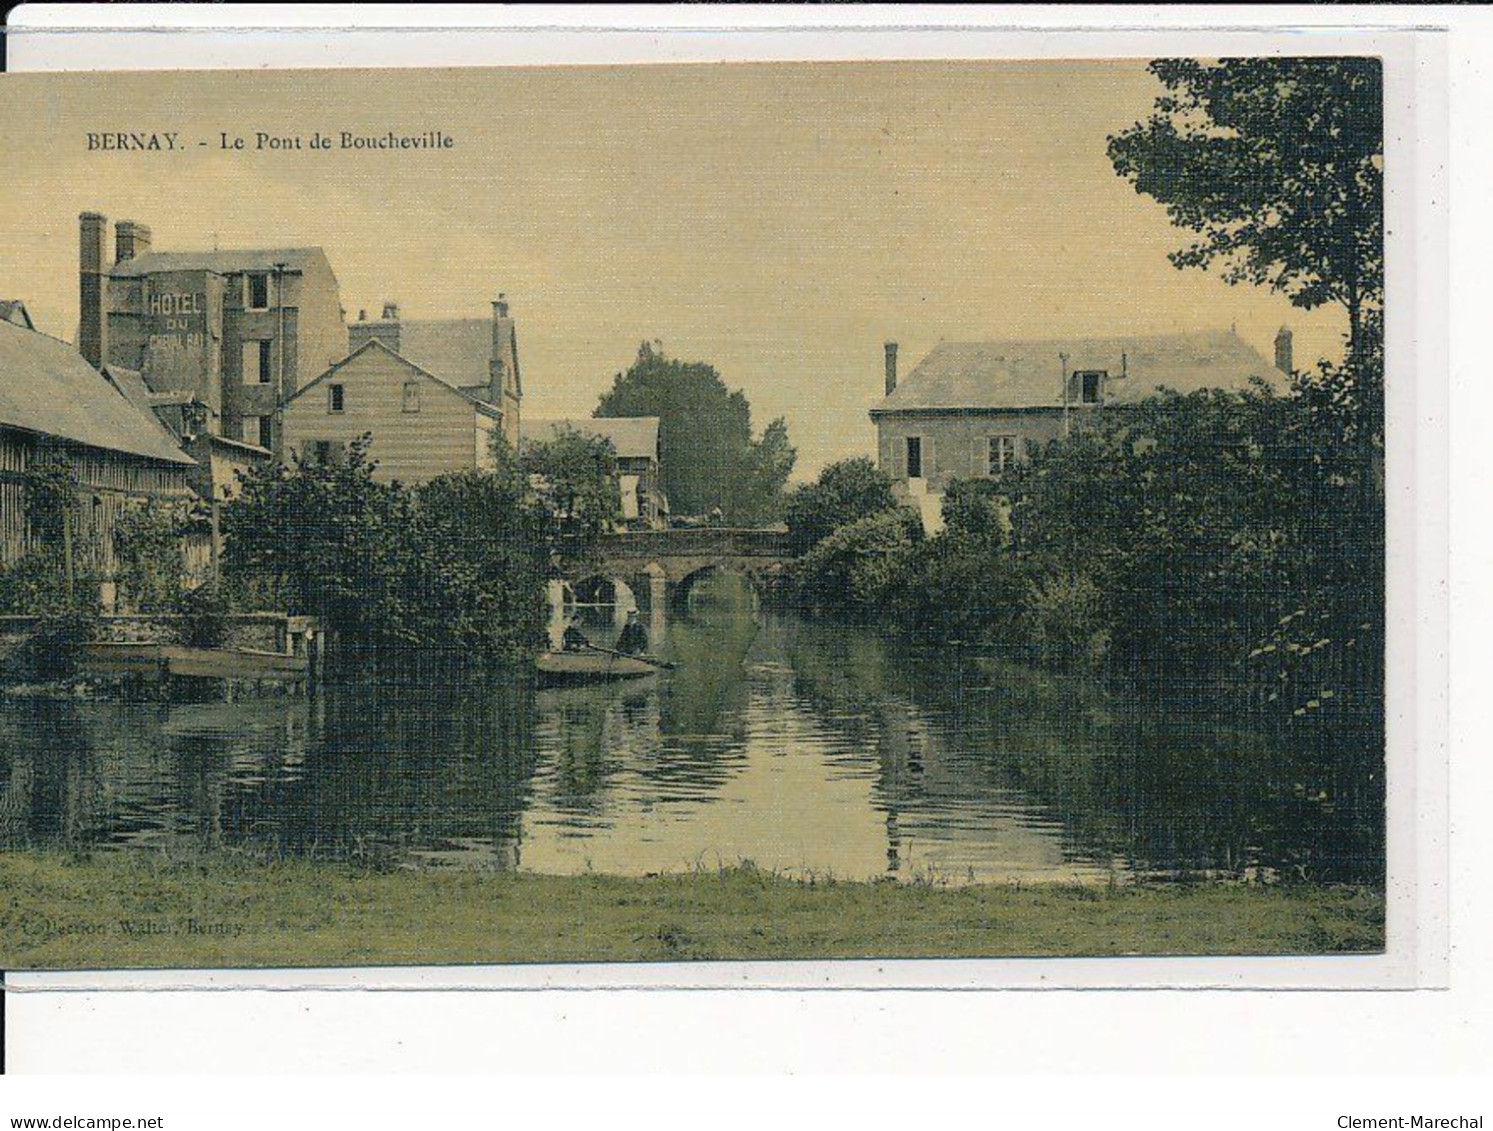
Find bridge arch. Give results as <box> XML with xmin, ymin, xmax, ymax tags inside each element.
<box><xmin>672</xmin><ymin>561</ymin><xmax>769</xmax><ymax>614</ymax></box>
<box><xmin>558</xmin><ymin>528</ymin><xmax>797</xmax><ymax>635</ymax></box>
<box><xmin>556</xmin><ymin>574</ymin><xmax>642</xmax><ymax>644</ymax></box>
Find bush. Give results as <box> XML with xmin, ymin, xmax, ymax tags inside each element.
<box><xmin>881</xmin><ymin>534</ymin><xmax>1032</xmax><ymax>646</ymax></box>
<box><xmin>0</xmin><ymin>550</ymin><xmax>72</xmax><ymax>615</ymax></box>
<box><xmin>939</xmin><ymin>477</ymin><xmax>1009</xmax><ymax>545</ymax></box>
<box><xmin>26</xmin><ymin>608</ymin><xmax>99</xmax><ymax>682</ymax></box>
<box><xmin>1025</xmin><ymin>571</ymin><xmax>1110</xmax><ymax>670</ymax></box>
<box><xmin>404</xmin><ymin>468</ymin><xmax>549</xmax><ymax>655</ymax></box>
<box><xmin>792</xmin><ymin>508</ymin><xmax>922</xmax><ymax>612</ymax></box>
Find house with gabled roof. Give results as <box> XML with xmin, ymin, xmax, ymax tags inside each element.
<box><xmin>280</xmin><ymin>338</ymin><xmax>506</xmax><ymax>485</ymax></box>
<box><xmin>347</xmin><ymin>296</ymin><xmax>522</xmax><ymax>449</ymax></box>
<box><xmin>869</xmin><ymin>328</ymin><xmax>1293</xmax><ymax>530</ymax></box>
<box><xmin>0</xmin><ymin>315</ymin><xmax>196</xmax><ymax>602</ymax></box>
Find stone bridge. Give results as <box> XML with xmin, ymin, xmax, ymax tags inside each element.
<box><xmin>560</xmin><ymin>527</ymin><xmax>797</xmax><ymax>620</ymax></box>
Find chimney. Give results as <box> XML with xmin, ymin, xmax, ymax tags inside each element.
<box><xmin>884</xmin><ymin>341</ymin><xmax>898</xmax><ymax>395</ymax></box>
<box><xmin>349</xmin><ymin>302</ymin><xmax>400</xmax><ymax>352</ymax></box>
<box><xmin>1274</xmin><ymin>325</ymin><xmax>1294</xmax><ymax>376</ymax></box>
<box><xmin>114</xmin><ymin>220</ymin><xmax>151</xmax><ymax>263</ymax></box>
<box><xmin>490</xmin><ymin>294</ymin><xmax>514</xmax><ymax>406</ymax></box>
<box><xmin>79</xmin><ymin>211</ymin><xmax>109</xmax><ymax>368</ymax></box>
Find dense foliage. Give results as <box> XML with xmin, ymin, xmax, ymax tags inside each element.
<box><xmin>595</xmin><ymin>341</ymin><xmax>795</xmax><ymax>523</ymax></box>
<box><xmin>790</xmin><ymin>55</ymin><xmax>1385</xmax><ymax>838</ymax></box>
<box><xmin>783</xmin><ymin>457</ymin><xmax>899</xmax><ymax>553</ymax></box>
<box><xmin>792</xmin><ymin>508</ymin><xmax>923</xmax><ymax>612</ymax></box>
<box><xmin>0</xmin><ymin>455</ymin><xmax>98</xmax><ymax>619</ymax></box>
<box><xmin>112</xmin><ymin>500</ymin><xmax>185</xmax><ymax>613</ymax></box>
<box><xmin>789</xmin><ymin>372</ymin><xmax>1382</xmax><ymax>737</ymax></box>
<box><xmin>519</xmin><ymin>426</ymin><xmax>622</xmax><ymax>556</ymax></box>
<box><xmin>221</xmin><ymin>435</ymin><xmax>550</xmax><ymax>655</ymax></box>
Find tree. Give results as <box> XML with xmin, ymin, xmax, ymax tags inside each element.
<box><xmin>595</xmin><ymin>341</ymin><xmax>795</xmax><ymax>522</ymax></box>
<box><xmin>222</xmin><ymin>436</ymin><xmax>554</xmax><ymax>657</ymax></box>
<box><xmin>518</xmin><ymin>426</ymin><xmax>622</xmax><ymax>558</ymax></box>
<box><xmin>784</xmin><ymin>457</ymin><xmax>899</xmax><ymax>553</ymax></box>
<box><xmin>738</xmin><ymin>416</ymin><xmax>797</xmax><ymax>525</ymax></box>
<box><xmin>406</xmin><ymin>466</ymin><xmax>550</xmax><ymax>654</ymax></box>
<box><xmin>221</xmin><ymin>434</ymin><xmax>415</xmax><ymax>643</ymax></box>
<box><xmin>1108</xmin><ymin>58</ymin><xmax>1383</xmax><ymax>368</ymax></box>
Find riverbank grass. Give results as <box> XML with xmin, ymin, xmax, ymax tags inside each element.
<box><xmin>0</xmin><ymin>852</ymin><xmax>1383</xmax><ymax>969</ymax></box>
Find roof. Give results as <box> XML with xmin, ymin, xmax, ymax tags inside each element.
<box><xmin>101</xmin><ymin>364</ymin><xmax>212</xmax><ymax>448</ymax></box>
<box><xmin>286</xmin><ymin>338</ymin><xmax>501</xmax><ymax>418</ymax></box>
<box><xmin>0</xmin><ymin>321</ymin><xmax>195</xmax><ymax>464</ymax></box>
<box><xmin>873</xmin><ymin>330</ymin><xmax>1288</xmax><ymax>414</ymax></box>
<box><xmin>100</xmin><ymin>364</ymin><xmax>153</xmax><ymax>409</ymax></box>
<box><xmin>0</xmin><ymin>300</ymin><xmax>33</xmax><ymax>329</ymax></box>
<box><xmin>521</xmin><ymin>417</ymin><xmax>660</xmax><ymax>461</ymax></box>
<box><xmin>396</xmin><ymin>319</ymin><xmax>494</xmax><ymax>392</ymax></box>
<box><xmin>110</xmin><ymin>247</ymin><xmax>329</xmax><ymax>278</ymax></box>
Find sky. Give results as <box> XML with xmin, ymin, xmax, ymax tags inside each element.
<box><xmin>0</xmin><ymin>62</ymin><xmax>1350</xmax><ymax>478</ymax></box>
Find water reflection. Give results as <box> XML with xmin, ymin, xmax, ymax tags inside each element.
<box><xmin>0</xmin><ymin>573</ymin><xmax>1382</xmax><ymax>884</ymax></box>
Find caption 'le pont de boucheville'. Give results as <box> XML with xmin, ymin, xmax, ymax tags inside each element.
<box><xmin>220</xmin><ymin>130</ymin><xmax>457</xmax><ymax>151</ymax></box>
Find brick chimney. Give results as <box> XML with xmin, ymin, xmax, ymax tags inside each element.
<box><xmin>114</xmin><ymin>220</ymin><xmax>151</xmax><ymax>263</ymax></box>
<box><xmin>490</xmin><ymin>294</ymin><xmax>515</xmax><ymax>406</ymax></box>
<box><xmin>78</xmin><ymin>211</ymin><xmax>109</xmax><ymax>368</ymax></box>
<box><xmin>1274</xmin><ymin>325</ymin><xmax>1294</xmax><ymax>376</ymax></box>
<box><xmin>884</xmin><ymin>341</ymin><xmax>898</xmax><ymax>395</ymax></box>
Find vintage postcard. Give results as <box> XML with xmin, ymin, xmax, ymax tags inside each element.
<box><xmin>0</xmin><ymin>49</ymin><xmax>1408</xmax><ymax>978</ymax></box>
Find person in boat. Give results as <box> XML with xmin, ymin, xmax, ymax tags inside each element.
<box><xmin>561</xmin><ymin>620</ymin><xmax>592</xmax><ymax>653</ymax></box>
<box><xmin>615</xmin><ymin>609</ymin><xmax>649</xmax><ymax>656</ymax></box>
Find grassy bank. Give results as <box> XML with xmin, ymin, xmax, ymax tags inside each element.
<box><xmin>0</xmin><ymin>852</ymin><xmax>1384</xmax><ymax>969</ymax></box>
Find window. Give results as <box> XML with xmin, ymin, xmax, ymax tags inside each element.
<box><xmin>1075</xmin><ymin>370</ymin><xmax>1105</xmax><ymax>405</ymax></box>
<box><xmin>255</xmin><ymin>415</ymin><xmax>274</xmax><ymax>450</ymax></box>
<box><xmin>246</xmin><ymin>273</ymin><xmax>270</xmax><ymax>311</ymax></box>
<box><xmin>328</xmin><ymin>383</ymin><xmax>345</xmax><ymax>413</ymax></box>
<box><xmin>310</xmin><ymin>440</ymin><xmax>342</xmax><ymax>466</ymax></box>
<box><xmin>988</xmin><ymin>435</ymin><xmax>1018</xmax><ymax>475</ymax></box>
<box><xmin>402</xmin><ymin>381</ymin><xmax>421</xmax><ymax>413</ymax></box>
<box><xmin>905</xmin><ymin>436</ymin><xmax>923</xmax><ymax>480</ymax></box>
<box><xmin>242</xmin><ymin>340</ymin><xmax>272</xmax><ymax>384</ymax></box>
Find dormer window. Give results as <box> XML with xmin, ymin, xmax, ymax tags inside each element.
<box><xmin>246</xmin><ymin>273</ymin><xmax>270</xmax><ymax>311</ymax></box>
<box><xmin>1074</xmin><ymin>370</ymin><xmax>1106</xmax><ymax>405</ymax></box>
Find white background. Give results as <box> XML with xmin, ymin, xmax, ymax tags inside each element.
<box><xmin>0</xmin><ymin>2</ymin><xmax>1487</xmax><ymax>1119</ymax></box>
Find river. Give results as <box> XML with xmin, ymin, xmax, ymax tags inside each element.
<box><xmin>0</xmin><ymin>574</ymin><xmax>1382</xmax><ymax>885</ymax></box>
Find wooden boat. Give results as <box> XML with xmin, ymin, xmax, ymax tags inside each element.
<box><xmin>78</xmin><ymin>641</ymin><xmax>308</xmax><ymax>680</ymax></box>
<box><xmin>534</xmin><ymin>649</ymin><xmax>662</xmax><ymax>687</ymax></box>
